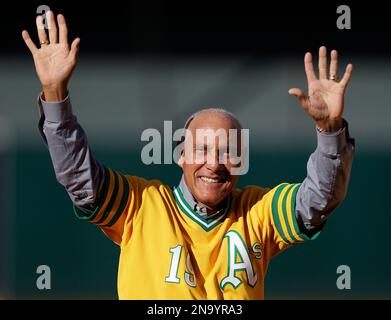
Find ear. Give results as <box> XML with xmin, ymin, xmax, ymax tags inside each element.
<box><xmin>173</xmin><ymin>140</ymin><xmax>185</xmax><ymax>168</ymax></box>
<box><xmin>177</xmin><ymin>153</ymin><xmax>185</xmax><ymax>168</ymax></box>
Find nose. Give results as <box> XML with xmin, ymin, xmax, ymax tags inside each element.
<box><xmin>204</xmin><ymin>147</ymin><xmax>224</xmax><ymax>172</ymax></box>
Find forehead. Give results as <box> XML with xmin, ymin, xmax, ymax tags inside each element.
<box><xmin>187</xmin><ymin>112</ymin><xmax>239</xmax><ymax>131</ymax></box>
<box><xmin>186</xmin><ymin>112</ymin><xmax>242</xmax><ymax>146</ymax></box>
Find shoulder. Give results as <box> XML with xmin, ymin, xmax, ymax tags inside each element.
<box><xmin>231</xmin><ymin>183</ymin><xmax>300</xmax><ymax>210</ymax></box>
<box><xmin>104</xmin><ymin>167</ymin><xmax>171</xmax><ymax>197</ymax></box>
<box><xmin>233</xmin><ymin>185</ymin><xmax>270</xmax><ymax>199</ymax></box>
<box><xmin>124</xmin><ymin>174</ymin><xmax>173</xmax><ymax>196</ymax></box>
<box><xmin>231</xmin><ymin>185</ymin><xmax>272</xmax><ymax>210</ymax></box>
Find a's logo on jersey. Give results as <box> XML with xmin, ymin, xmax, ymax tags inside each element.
<box><xmin>220</xmin><ymin>231</ymin><xmax>259</xmax><ymax>290</ymax></box>
<box><xmin>251</xmin><ymin>242</ymin><xmax>263</xmax><ymax>260</ymax></box>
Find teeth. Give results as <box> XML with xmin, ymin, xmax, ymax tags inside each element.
<box><xmin>200</xmin><ymin>176</ymin><xmax>223</xmax><ymax>183</ymax></box>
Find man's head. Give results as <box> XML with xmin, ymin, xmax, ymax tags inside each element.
<box><xmin>178</xmin><ymin>108</ymin><xmax>244</xmax><ymax>212</ymax></box>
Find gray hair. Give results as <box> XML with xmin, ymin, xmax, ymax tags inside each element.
<box><xmin>183</xmin><ymin>108</ymin><xmax>242</xmax><ymax>131</ymax></box>
<box><xmin>176</xmin><ymin>108</ymin><xmax>242</xmax><ymax>147</ymax></box>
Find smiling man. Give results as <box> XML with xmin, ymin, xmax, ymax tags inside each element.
<box><xmin>22</xmin><ymin>11</ymin><xmax>355</xmax><ymax>299</ymax></box>
<box><xmin>179</xmin><ymin>109</ymin><xmax>245</xmax><ymax>213</ymax></box>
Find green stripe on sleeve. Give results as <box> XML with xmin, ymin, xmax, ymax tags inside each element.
<box><xmin>281</xmin><ymin>184</ymin><xmax>299</xmax><ymax>243</ymax></box>
<box><xmin>290</xmin><ymin>183</ymin><xmax>322</xmax><ymax>242</ymax></box>
<box><xmin>104</xmin><ymin>174</ymin><xmax>130</xmax><ymax>227</ymax></box>
<box><xmin>96</xmin><ymin>170</ymin><xmax>119</xmax><ymax>225</ymax></box>
<box><xmin>73</xmin><ymin>166</ymin><xmax>111</xmax><ymax>221</ymax></box>
<box><xmin>271</xmin><ymin>183</ymin><xmax>290</xmax><ymax>244</ymax></box>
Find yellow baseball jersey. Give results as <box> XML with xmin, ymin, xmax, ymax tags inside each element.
<box><xmin>74</xmin><ymin>166</ymin><xmax>320</xmax><ymax>299</ymax></box>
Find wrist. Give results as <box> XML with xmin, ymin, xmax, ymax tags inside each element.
<box><xmin>316</xmin><ymin>118</ymin><xmax>343</xmax><ymax>133</ymax></box>
<box><xmin>42</xmin><ymin>84</ymin><xmax>68</xmax><ymax>102</ymax></box>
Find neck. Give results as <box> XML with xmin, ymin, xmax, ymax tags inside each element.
<box><xmin>178</xmin><ymin>175</ymin><xmax>231</xmax><ymax>218</ymax></box>
<box><xmin>201</xmin><ymin>198</ymin><xmax>229</xmax><ymax>214</ymax></box>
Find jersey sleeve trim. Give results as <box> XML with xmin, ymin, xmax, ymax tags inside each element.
<box><xmin>103</xmin><ymin>174</ymin><xmax>130</xmax><ymax>227</ymax></box>
<box><xmin>271</xmin><ymin>183</ymin><xmax>321</xmax><ymax>244</ymax></box>
<box><xmin>73</xmin><ymin>165</ymin><xmax>112</xmax><ymax>221</ymax></box>
<box><xmin>73</xmin><ymin>166</ymin><xmax>130</xmax><ymax>226</ymax></box>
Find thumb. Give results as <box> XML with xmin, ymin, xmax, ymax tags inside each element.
<box><xmin>288</xmin><ymin>88</ymin><xmax>308</xmax><ymax>109</ymax></box>
<box><xmin>69</xmin><ymin>37</ymin><xmax>81</xmax><ymax>59</ymax></box>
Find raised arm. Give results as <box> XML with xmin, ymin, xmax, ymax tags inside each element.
<box><xmin>22</xmin><ymin>11</ymin><xmax>102</xmax><ymax>212</ymax></box>
<box><xmin>288</xmin><ymin>46</ymin><xmax>355</xmax><ymax>234</ymax></box>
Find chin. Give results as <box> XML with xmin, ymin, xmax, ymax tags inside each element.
<box><xmin>189</xmin><ymin>175</ymin><xmax>235</xmax><ymax>208</ymax></box>
<box><xmin>197</xmin><ymin>191</ymin><xmax>228</xmax><ymax>208</ymax></box>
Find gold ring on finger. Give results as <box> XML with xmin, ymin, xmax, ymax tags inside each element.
<box><xmin>329</xmin><ymin>74</ymin><xmax>339</xmax><ymax>82</ymax></box>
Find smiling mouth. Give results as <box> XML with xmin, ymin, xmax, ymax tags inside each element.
<box><xmin>200</xmin><ymin>176</ymin><xmax>228</xmax><ymax>184</ymax></box>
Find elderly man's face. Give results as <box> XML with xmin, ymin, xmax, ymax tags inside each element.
<box><xmin>180</xmin><ymin>112</ymin><xmax>241</xmax><ymax>211</ymax></box>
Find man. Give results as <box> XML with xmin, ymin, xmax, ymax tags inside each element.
<box><xmin>22</xmin><ymin>11</ymin><xmax>354</xmax><ymax>299</ymax></box>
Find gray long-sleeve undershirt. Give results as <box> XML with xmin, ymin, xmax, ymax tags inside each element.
<box><xmin>37</xmin><ymin>93</ymin><xmax>355</xmax><ymax>233</ymax></box>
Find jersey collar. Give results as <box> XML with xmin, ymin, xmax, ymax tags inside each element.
<box><xmin>174</xmin><ymin>175</ymin><xmax>231</xmax><ymax>221</ymax></box>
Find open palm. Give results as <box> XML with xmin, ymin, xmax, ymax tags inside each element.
<box><xmin>22</xmin><ymin>11</ymin><xmax>80</xmax><ymax>98</ymax></box>
<box><xmin>289</xmin><ymin>47</ymin><xmax>353</xmax><ymax>132</ymax></box>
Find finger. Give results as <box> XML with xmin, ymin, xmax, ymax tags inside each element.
<box><xmin>288</xmin><ymin>88</ymin><xmax>309</xmax><ymax>110</ymax></box>
<box><xmin>304</xmin><ymin>52</ymin><xmax>316</xmax><ymax>82</ymax></box>
<box><xmin>21</xmin><ymin>30</ymin><xmax>38</xmax><ymax>54</ymax></box>
<box><xmin>339</xmin><ymin>64</ymin><xmax>353</xmax><ymax>88</ymax></box>
<box><xmin>318</xmin><ymin>46</ymin><xmax>327</xmax><ymax>79</ymax></box>
<box><xmin>58</xmin><ymin>14</ymin><xmax>68</xmax><ymax>45</ymax></box>
<box><xmin>329</xmin><ymin>49</ymin><xmax>338</xmax><ymax>78</ymax></box>
<box><xmin>36</xmin><ymin>15</ymin><xmax>49</xmax><ymax>45</ymax></box>
<box><xmin>47</xmin><ymin>10</ymin><xmax>58</xmax><ymax>44</ymax></box>
<box><xmin>69</xmin><ymin>37</ymin><xmax>81</xmax><ymax>59</ymax></box>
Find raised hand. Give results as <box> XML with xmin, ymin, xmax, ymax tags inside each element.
<box><xmin>22</xmin><ymin>11</ymin><xmax>80</xmax><ymax>101</ymax></box>
<box><xmin>288</xmin><ymin>46</ymin><xmax>353</xmax><ymax>132</ymax></box>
